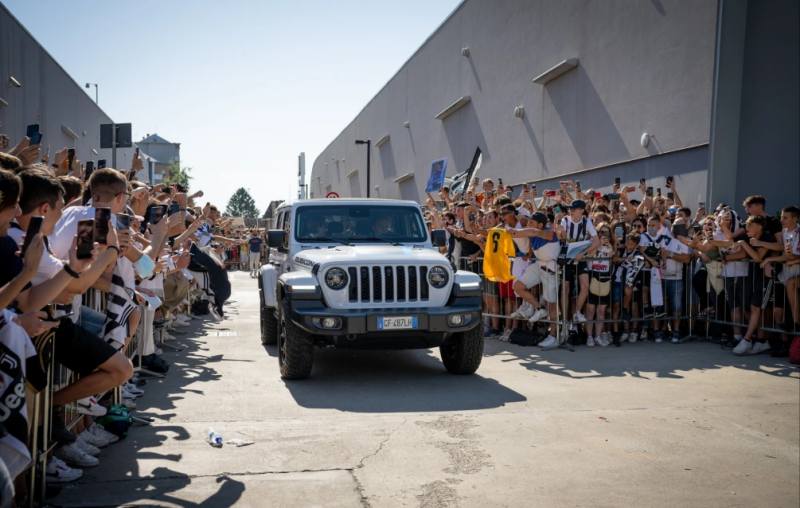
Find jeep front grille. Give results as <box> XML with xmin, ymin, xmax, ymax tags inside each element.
<box><xmin>347</xmin><ymin>265</ymin><xmax>430</xmax><ymax>303</ymax></box>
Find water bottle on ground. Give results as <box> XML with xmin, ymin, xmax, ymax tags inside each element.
<box><xmin>207</xmin><ymin>427</ymin><xmax>223</xmax><ymax>447</ymax></box>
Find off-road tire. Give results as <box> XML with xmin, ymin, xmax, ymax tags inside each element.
<box><xmin>259</xmin><ymin>281</ymin><xmax>278</xmax><ymax>345</ymax></box>
<box><xmin>440</xmin><ymin>326</ymin><xmax>483</xmax><ymax>375</ymax></box>
<box><xmin>277</xmin><ymin>302</ymin><xmax>314</xmax><ymax>379</ymax></box>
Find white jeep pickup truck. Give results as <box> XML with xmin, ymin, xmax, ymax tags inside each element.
<box><xmin>259</xmin><ymin>198</ymin><xmax>483</xmax><ymax>379</ymax></box>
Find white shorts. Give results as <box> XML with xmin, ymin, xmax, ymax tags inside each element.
<box><xmin>778</xmin><ymin>263</ymin><xmax>800</xmax><ymax>284</ymax></box>
<box><xmin>511</xmin><ymin>258</ymin><xmax>530</xmax><ymax>280</ymax></box>
<box><xmin>516</xmin><ymin>264</ymin><xmax>558</xmax><ymax>304</ymax></box>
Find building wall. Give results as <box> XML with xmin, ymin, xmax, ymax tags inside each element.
<box><xmin>137</xmin><ymin>140</ymin><xmax>180</xmax><ymax>166</ymax></box>
<box><xmin>311</xmin><ymin>0</ymin><xmax>717</xmax><ymax>208</ymax></box>
<box><xmin>0</xmin><ymin>4</ymin><xmax>133</xmax><ymax>170</ymax></box>
<box><xmin>733</xmin><ymin>0</ymin><xmax>799</xmax><ymax>210</ymax></box>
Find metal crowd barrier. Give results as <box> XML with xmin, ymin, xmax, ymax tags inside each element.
<box><xmin>458</xmin><ymin>254</ymin><xmax>797</xmax><ymax>346</ymax></box>
<box><xmin>24</xmin><ymin>288</ymin><xmax>154</xmax><ymax>506</ymax></box>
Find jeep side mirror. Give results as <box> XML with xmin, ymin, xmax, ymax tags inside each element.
<box><xmin>431</xmin><ymin>229</ymin><xmax>447</xmax><ymax>247</ymax></box>
<box><xmin>267</xmin><ymin>229</ymin><xmax>286</xmax><ymax>248</ymax></box>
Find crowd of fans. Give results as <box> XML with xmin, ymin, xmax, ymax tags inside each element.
<box><xmin>421</xmin><ymin>176</ymin><xmax>799</xmax><ymax>357</ymax></box>
<box><xmin>0</xmin><ymin>135</ymin><xmax>235</xmax><ymax>502</ymax></box>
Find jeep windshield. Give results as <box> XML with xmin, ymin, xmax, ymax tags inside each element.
<box><xmin>294</xmin><ymin>205</ymin><xmax>427</xmax><ymax>244</ymax></box>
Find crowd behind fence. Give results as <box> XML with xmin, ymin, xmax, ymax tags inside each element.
<box><xmin>427</xmin><ymin>177</ymin><xmax>799</xmax><ymax>356</ymax></box>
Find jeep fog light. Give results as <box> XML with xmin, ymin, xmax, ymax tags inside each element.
<box><xmin>313</xmin><ymin>317</ymin><xmax>342</xmax><ymax>330</ymax></box>
<box><xmin>448</xmin><ymin>313</ymin><xmax>468</xmax><ymax>327</ymax></box>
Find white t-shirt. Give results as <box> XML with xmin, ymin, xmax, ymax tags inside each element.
<box><xmin>714</xmin><ymin>230</ymin><xmax>748</xmax><ymax>278</ymax></box>
<box><xmin>8</xmin><ymin>226</ymin><xmax>63</xmax><ymax>286</ymax></box>
<box><xmin>639</xmin><ymin>231</ymin><xmax>668</xmax><ymax>271</ymax></box>
<box><xmin>662</xmin><ymin>238</ymin><xmax>690</xmax><ymax>280</ymax></box>
<box><xmin>783</xmin><ymin>226</ymin><xmax>800</xmax><ymax>256</ymax></box>
<box><xmin>0</xmin><ymin>309</ymin><xmax>37</xmax><ymax>478</ymax></box>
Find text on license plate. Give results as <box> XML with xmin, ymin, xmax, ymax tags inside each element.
<box><xmin>378</xmin><ymin>316</ymin><xmax>418</xmax><ymax>330</ymax></box>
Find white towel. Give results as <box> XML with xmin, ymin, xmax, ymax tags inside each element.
<box><xmin>650</xmin><ymin>268</ymin><xmax>663</xmax><ymax>307</ymax></box>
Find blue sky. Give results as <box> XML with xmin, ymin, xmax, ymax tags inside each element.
<box><xmin>4</xmin><ymin>0</ymin><xmax>461</xmax><ymax>211</ymax></box>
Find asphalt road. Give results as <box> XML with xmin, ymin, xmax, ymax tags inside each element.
<box><xmin>52</xmin><ymin>271</ymin><xmax>799</xmax><ymax>507</ymax></box>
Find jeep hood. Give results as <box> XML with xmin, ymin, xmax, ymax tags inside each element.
<box><xmin>294</xmin><ymin>245</ymin><xmax>447</xmax><ymax>267</ymax></box>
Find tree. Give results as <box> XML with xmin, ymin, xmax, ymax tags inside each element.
<box><xmin>226</xmin><ymin>187</ymin><xmax>260</xmax><ymax>218</ymax></box>
<box><xmin>163</xmin><ymin>161</ymin><xmax>193</xmax><ymax>188</ymax></box>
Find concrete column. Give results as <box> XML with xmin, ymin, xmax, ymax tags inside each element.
<box><xmin>707</xmin><ymin>0</ymin><xmax>749</xmax><ymax>207</ymax></box>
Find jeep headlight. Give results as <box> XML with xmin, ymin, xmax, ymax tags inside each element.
<box><xmin>324</xmin><ymin>267</ymin><xmax>349</xmax><ymax>290</ymax></box>
<box><xmin>428</xmin><ymin>266</ymin><xmax>449</xmax><ymax>288</ymax></box>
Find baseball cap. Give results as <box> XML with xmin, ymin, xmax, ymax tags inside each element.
<box><xmin>569</xmin><ymin>199</ymin><xmax>586</xmax><ymax>210</ymax></box>
<box><xmin>530</xmin><ymin>212</ymin><xmax>548</xmax><ymax>225</ymax></box>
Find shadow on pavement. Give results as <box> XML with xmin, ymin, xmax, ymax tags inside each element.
<box><xmin>51</xmin><ymin>315</ymin><xmax>244</xmax><ymax>508</ymax></box>
<box><xmin>486</xmin><ymin>340</ymin><xmax>800</xmax><ymax>380</ymax></box>
<box><xmin>282</xmin><ymin>348</ymin><xmax>527</xmax><ymax>412</ymax></box>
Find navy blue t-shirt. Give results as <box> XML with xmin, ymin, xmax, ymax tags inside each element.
<box><xmin>248</xmin><ymin>237</ymin><xmax>263</xmax><ymax>253</ymax></box>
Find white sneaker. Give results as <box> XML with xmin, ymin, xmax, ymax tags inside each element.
<box><xmin>122</xmin><ymin>385</ymin><xmax>142</xmax><ymax>400</ymax></box>
<box><xmin>509</xmin><ymin>302</ymin><xmax>534</xmax><ymax>320</ymax></box>
<box><xmin>732</xmin><ymin>339</ymin><xmax>753</xmax><ymax>355</ymax></box>
<box><xmin>539</xmin><ymin>335</ymin><xmax>559</xmax><ymax>350</ymax></box>
<box><xmin>55</xmin><ymin>443</ymin><xmax>99</xmax><ymax>468</ymax></box>
<box><xmin>620</xmin><ymin>333</ymin><xmax>630</xmax><ymax>343</ymax></box>
<box><xmin>78</xmin><ymin>430</ymin><xmax>111</xmax><ymax>449</ymax></box>
<box><xmin>746</xmin><ymin>341</ymin><xmax>770</xmax><ymax>355</ymax></box>
<box><xmin>573</xmin><ymin>312</ymin><xmax>587</xmax><ymax>323</ymax></box>
<box><xmin>499</xmin><ymin>329</ymin><xmax>512</xmax><ymax>342</ymax></box>
<box><xmin>209</xmin><ymin>305</ymin><xmax>223</xmax><ymax>321</ymax></box>
<box><xmin>628</xmin><ymin>332</ymin><xmax>638</xmax><ymax>344</ymax></box>
<box><xmin>528</xmin><ymin>308</ymin><xmax>549</xmax><ymax>324</ymax></box>
<box><xmin>586</xmin><ymin>336</ymin><xmax>596</xmax><ymax>347</ymax></box>
<box><xmin>87</xmin><ymin>424</ymin><xmax>119</xmax><ymax>445</ymax></box>
<box><xmin>121</xmin><ymin>398</ymin><xmax>137</xmax><ymax>410</ymax></box>
<box><xmin>124</xmin><ymin>382</ymin><xmax>145</xmax><ymax>397</ymax></box>
<box><xmin>74</xmin><ymin>438</ymin><xmax>101</xmax><ymax>457</ymax></box>
<box><xmin>46</xmin><ymin>457</ymin><xmax>83</xmax><ymax>483</ymax></box>
<box><xmin>640</xmin><ymin>329</ymin><xmax>649</xmax><ymax>341</ymax></box>
<box><xmin>175</xmin><ymin>315</ymin><xmax>192</xmax><ymax>325</ymax></box>
<box><xmin>597</xmin><ymin>334</ymin><xmax>610</xmax><ymax>347</ymax></box>
<box><xmin>76</xmin><ymin>397</ymin><xmax>106</xmax><ymax>417</ymax></box>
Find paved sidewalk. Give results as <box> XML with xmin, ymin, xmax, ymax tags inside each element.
<box><xmin>51</xmin><ymin>271</ymin><xmax>799</xmax><ymax>507</ymax></box>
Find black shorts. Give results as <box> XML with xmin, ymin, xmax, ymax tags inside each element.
<box><xmin>588</xmin><ymin>292</ymin><xmax>610</xmax><ymax>306</ymax></box>
<box><xmin>724</xmin><ymin>276</ymin><xmax>751</xmax><ymax>310</ymax></box>
<box><xmin>54</xmin><ymin>318</ymin><xmax>118</xmax><ymax>376</ymax></box>
<box><xmin>564</xmin><ymin>262</ymin><xmax>589</xmax><ymax>284</ymax></box>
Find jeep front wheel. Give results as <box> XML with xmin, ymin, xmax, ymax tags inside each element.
<box><xmin>277</xmin><ymin>302</ymin><xmax>314</xmax><ymax>379</ymax></box>
<box><xmin>260</xmin><ymin>302</ymin><xmax>278</xmax><ymax>345</ymax></box>
<box><xmin>440</xmin><ymin>326</ymin><xmax>483</xmax><ymax>375</ymax></box>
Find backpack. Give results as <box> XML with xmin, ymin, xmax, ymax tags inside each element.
<box><xmin>508</xmin><ymin>328</ymin><xmax>540</xmax><ymax>346</ymax></box>
<box><xmin>191</xmin><ymin>299</ymin><xmax>210</xmax><ymax>315</ymax></box>
<box><xmin>96</xmin><ymin>404</ymin><xmax>133</xmax><ymax>438</ymax></box>
<box><xmin>790</xmin><ymin>337</ymin><xmax>800</xmax><ymax>365</ymax></box>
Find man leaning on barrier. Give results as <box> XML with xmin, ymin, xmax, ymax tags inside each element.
<box><xmin>508</xmin><ymin>212</ymin><xmax>561</xmax><ymax>348</ymax></box>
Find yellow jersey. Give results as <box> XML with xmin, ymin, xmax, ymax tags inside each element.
<box><xmin>483</xmin><ymin>227</ymin><xmax>516</xmax><ymax>282</ymax></box>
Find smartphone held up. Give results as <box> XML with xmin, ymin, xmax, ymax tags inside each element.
<box><xmin>21</xmin><ymin>216</ymin><xmax>44</xmax><ymax>257</ymax></box>
<box><xmin>94</xmin><ymin>207</ymin><xmax>111</xmax><ymax>245</ymax></box>
<box><xmin>76</xmin><ymin>219</ymin><xmax>94</xmax><ymax>260</ymax></box>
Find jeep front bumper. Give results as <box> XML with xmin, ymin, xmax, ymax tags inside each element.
<box><xmin>287</xmin><ymin>300</ymin><xmax>481</xmax><ymax>337</ymax></box>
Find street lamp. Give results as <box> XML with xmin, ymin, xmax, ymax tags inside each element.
<box><xmin>85</xmin><ymin>82</ymin><xmax>98</xmax><ymax>104</ymax></box>
<box><xmin>355</xmin><ymin>139</ymin><xmax>371</xmax><ymax>198</ymax></box>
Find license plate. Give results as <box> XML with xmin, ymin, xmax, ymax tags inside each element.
<box><xmin>378</xmin><ymin>316</ymin><xmax>418</xmax><ymax>330</ymax></box>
